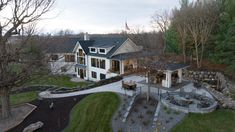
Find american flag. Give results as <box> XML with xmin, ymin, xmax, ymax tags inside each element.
<box><xmin>125</xmin><ymin>22</ymin><xmax>130</xmax><ymax>30</ymax></box>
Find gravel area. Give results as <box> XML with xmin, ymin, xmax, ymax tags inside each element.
<box><xmin>112</xmin><ymin>94</ymin><xmax>158</xmax><ymax>132</ymax></box>
<box><xmin>155</xmin><ymin>105</ymin><xmax>186</xmax><ymax>132</ymax></box>
<box><xmin>0</xmin><ymin>104</ymin><xmax>36</xmax><ymax>131</ymax></box>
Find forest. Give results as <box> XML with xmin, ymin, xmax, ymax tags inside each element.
<box><xmin>165</xmin><ymin>0</ymin><xmax>235</xmax><ymax>75</ymax></box>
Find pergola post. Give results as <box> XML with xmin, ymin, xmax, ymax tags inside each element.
<box><xmin>178</xmin><ymin>69</ymin><xmax>183</xmax><ymax>83</ymax></box>
<box><xmin>167</xmin><ymin>71</ymin><xmax>172</xmax><ymax>88</ymax></box>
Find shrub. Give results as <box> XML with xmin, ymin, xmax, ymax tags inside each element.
<box><xmin>174</xmin><ymin>110</ymin><xmax>180</xmax><ymax>115</ymax></box>
<box><xmin>89</xmin><ymin>76</ymin><xmax>123</xmax><ymax>88</ymax></box>
<box><xmin>143</xmin><ymin>120</ymin><xmax>150</xmax><ymax>126</ymax></box>
<box><xmin>146</xmin><ymin>110</ymin><xmax>154</xmax><ymax>115</ymax></box>
<box><xmin>166</xmin><ymin>110</ymin><xmax>171</xmax><ymax>114</ymax></box>
<box><xmin>163</xmin><ymin>106</ymin><xmax>168</xmax><ymax>111</ymax></box>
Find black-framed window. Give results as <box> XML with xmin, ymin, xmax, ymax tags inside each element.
<box><xmin>51</xmin><ymin>55</ymin><xmax>58</xmax><ymax>61</ymax></box>
<box><xmin>84</xmin><ymin>70</ymin><xmax>86</xmax><ymax>77</ymax></box>
<box><xmin>79</xmin><ymin>49</ymin><xmax>84</xmax><ymax>56</ymax></box>
<box><xmin>100</xmin><ymin>59</ymin><xmax>105</xmax><ymax>69</ymax></box>
<box><xmin>79</xmin><ymin>57</ymin><xmax>86</xmax><ymax>65</ymax></box>
<box><xmin>91</xmin><ymin>71</ymin><xmax>97</xmax><ymax>78</ymax></box>
<box><xmin>91</xmin><ymin>58</ymin><xmax>97</xmax><ymax>67</ymax></box>
<box><xmin>100</xmin><ymin>73</ymin><xmax>106</xmax><ymax>80</ymax></box>
<box><xmin>90</xmin><ymin>48</ymin><xmax>96</xmax><ymax>53</ymax></box>
<box><xmin>77</xmin><ymin>68</ymin><xmax>80</xmax><ymax>75</ymax></box>
<box><xmin>91</xmin><ymin>58</ymin><xmax>105</xmax><ymax>69</ymax></box>
<box><xmin>65</xmin><ymin>55</ymin><xmax>75</xmax><ymax>62</ymax></box>
<box><xmin>99</xmin><ymin>49</ymin><xmax>105</xmax><ymax>53</ymax></box>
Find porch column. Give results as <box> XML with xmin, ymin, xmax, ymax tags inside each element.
<box><xmin>120</xmin><ymin>60</ymin><xmax>124</xmax><ymax>74</ymax></box>
<box><xmin>133</xmin><ymin>59</ymin><xmax>138</xmax><ymax>69</ymax></box>
<box><xmin>178</xmin><ymin>69</ymin><xmax>182</xmax><ymax>83</ymax></box>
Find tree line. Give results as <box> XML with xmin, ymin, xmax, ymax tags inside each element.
<box><xmin>164</xmin><ymin>0</ymin><xmax>235</xmax><ymax>73</ymax></box>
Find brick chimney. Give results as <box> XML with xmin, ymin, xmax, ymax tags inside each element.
<box><xmin>84</xmin><ymin>32</ymin><xmax>90</xmax><ymax>41</ymax></box>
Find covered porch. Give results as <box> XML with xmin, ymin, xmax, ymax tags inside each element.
<box><xmin>109</xmin><ymin>59</ymin><xmax>138</xmax><ymax>75</ymax></box>
<box><xmin>75</xmin><ymin>64</ymin><xmax>87</xmax><ymax>79</ymax></box>
<box><xmin>109</xmin><ymin>51</ymin><xmax>155</xmax><ymax>75</ymax></box>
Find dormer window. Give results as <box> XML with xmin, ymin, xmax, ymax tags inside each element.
<box><xmin>99</xmin><ymin>48</ymin><xmax>106</xmax><ymax>54</ymax></box>
<box><xmin>90</xmin><ymin>47</ymin><xmax>97</xmax><ymax>53</ymax></box>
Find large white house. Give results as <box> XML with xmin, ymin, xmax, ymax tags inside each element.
<box><xmin>48</xmin><ymin>34</ymin><xmax>143</xmax><ymax>81</ymax></box>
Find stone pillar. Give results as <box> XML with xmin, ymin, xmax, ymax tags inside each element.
<box><xmin>178</xmin><ymin>69</ymin><xmax>182</xmax><ymax>83</ymax></box>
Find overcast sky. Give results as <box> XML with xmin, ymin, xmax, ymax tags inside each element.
<box><xmin>38</xmin><ymin>0</ymin><xmax>180</xmax><ymax>34</ymax></box>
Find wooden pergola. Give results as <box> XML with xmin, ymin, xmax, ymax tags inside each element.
<box><xmin>145</xmin><ymin>61</ymin><xmax>189</xmax><ymax>88</ymax></box>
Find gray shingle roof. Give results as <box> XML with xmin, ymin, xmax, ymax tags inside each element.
<box><xmin>165</xmin><ymin>63</ymin><xmax>189</xmax><ymax>71</ymax></box>
<box><xmin>46</xmin><ymin>37</ymin><xmax>80</xmax><ymax>53</ymax></box>
<box><xmin>150</xmin><ymin>61</ymin><xmax>189</xmax><ymax>71</ymax></box>
<box><xmin>110</xmin><ymin>51</ymin><xmax>157</xmax><ymax>60</ymax></box>
<box><xmin>46</xmin><ymin>36</ymin><xmax>128</xmax><ymax>58</ymax></box>
<box><xmin>79</xmin><ymin>37</ymin><xmax>127</xmax><ymax>58</ymax></box>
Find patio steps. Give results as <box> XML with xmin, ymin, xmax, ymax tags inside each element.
<box><xmin>152</xmin><ymin>102</ymin><xmax>161</xmax><ymax>127</ymax></box>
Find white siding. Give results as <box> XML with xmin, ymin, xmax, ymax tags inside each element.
<box><xmin>112</xmin><ymin>39</ymin><xmax>142</xmax><ymax>56</ymax></box>
<box><xmin>87</xmin><ymin>56</ymin><xmax>118</xmax><ymax>81</ymax></box>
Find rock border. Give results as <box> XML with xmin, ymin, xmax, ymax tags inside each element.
<box><xmin>161</xmin><ymin>92</ymin><xmax>217</xmax><ymax>114</ymax></box>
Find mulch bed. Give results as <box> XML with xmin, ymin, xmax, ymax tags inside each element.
<box><xmin>8</xmin><ymin>94</ymin><xmax>89</xmax><ymax>132</ymax></box>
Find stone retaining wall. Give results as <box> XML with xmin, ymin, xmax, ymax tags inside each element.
<box><xmin>183</xmin><ymin>70</ymin><xmax>217</xmax><ymax>81</ymax></box>
<box><xmin>183</xmin><ymin>70</ymin><xmax>235</xmax><ymax>109</ymax></box>
<box><xmin>183</xmin><ymin>70</ymin><xmax>230</xmax><ymax>95</ymax></box>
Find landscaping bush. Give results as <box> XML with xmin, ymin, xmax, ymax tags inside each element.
<box><xmin>11</xmin><ymin>85</ymin><xmax>55</xmax><ymax>94</ymax></box>
<box><xmin>51</xmin><ymin>76</ymin><xmax>123</xmax><ymax>94</ymax></box>
<box><xmin>88</xmin><ymin>76</ymin><xmax>123</xmax><ymax>88</ymax></box>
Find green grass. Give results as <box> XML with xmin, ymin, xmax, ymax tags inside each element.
<box><xmin>173</xmin><ymin>109</ymin><xmax>235</xmax><ymax>132</ymax></box>
<box><xmin>0</xmin><ymin>91</ymin><xmax>38</xmax><ymax>106</ymax></box>
<box><xmin>27</xmin><ymin>75</ymin><xmax>88</xmax><ymax>88</ymax></box>
<box><xmin>64</xmin><ymin>92</ymin><xmax>120</xmax><ymax>132</ymax></box>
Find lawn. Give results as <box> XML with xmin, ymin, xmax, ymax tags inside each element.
<box><xmin>64</xmin><ymin>92</ymin><xmax>120</xmax><ymax>132</ymax></box>
<box><xmin>173</xmin><ymin>109</ymin><xmax>235</xmax><ymax>132</ymax></box>
<box><xmin>0</xmin><ymin>91</ymin><xmax>38</xmax><ymax>106</ymax></box>
<box><xmin>10</xmin><ymin>91</ymin><xmax>38</xmax><ymax>105</ymax></box>
<box><xmin>27</xmin><ymin>75</ymin><xmax>88</xmax><ymax>88</ymax></box>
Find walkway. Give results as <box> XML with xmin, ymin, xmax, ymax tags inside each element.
<box><xmin>39</xmin><ymin>75</ymin><xmax>145</xmax><ymax>98</ymax></box>
<box><xmin>39</xmin><ymin>75</ymin><xmax>214</xmax><ymax>99</ymax></box>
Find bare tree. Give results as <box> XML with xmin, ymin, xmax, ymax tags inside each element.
<box><xmin>172</xmin><ymin>2</ymin><xmax>189</xmax><ymax>63</ymax></box>
<box><xmin>183</xmin><ymin>1</ymin><xmax>219</xmax><ymax>68</ymax></box>
<box><xmin>0</xmin><ymin>0</ymin><xmax>55</xmax><ymax>118</ymax></box>
<box><xmin>152</xmin><ymin>11</ymin><xmax>171</xmax><ymax>54</ymax></box>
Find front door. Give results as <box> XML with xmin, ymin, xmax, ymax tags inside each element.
<box><xmin>80</xmin><ymin>69</ymin><xmax>84</xmax><ymax>79</ymax></box>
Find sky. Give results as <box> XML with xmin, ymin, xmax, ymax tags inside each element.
<box><xmin>38</xmin><ymin>0</ymin><xmax>181</xmax><ymax>34</ymax></box>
